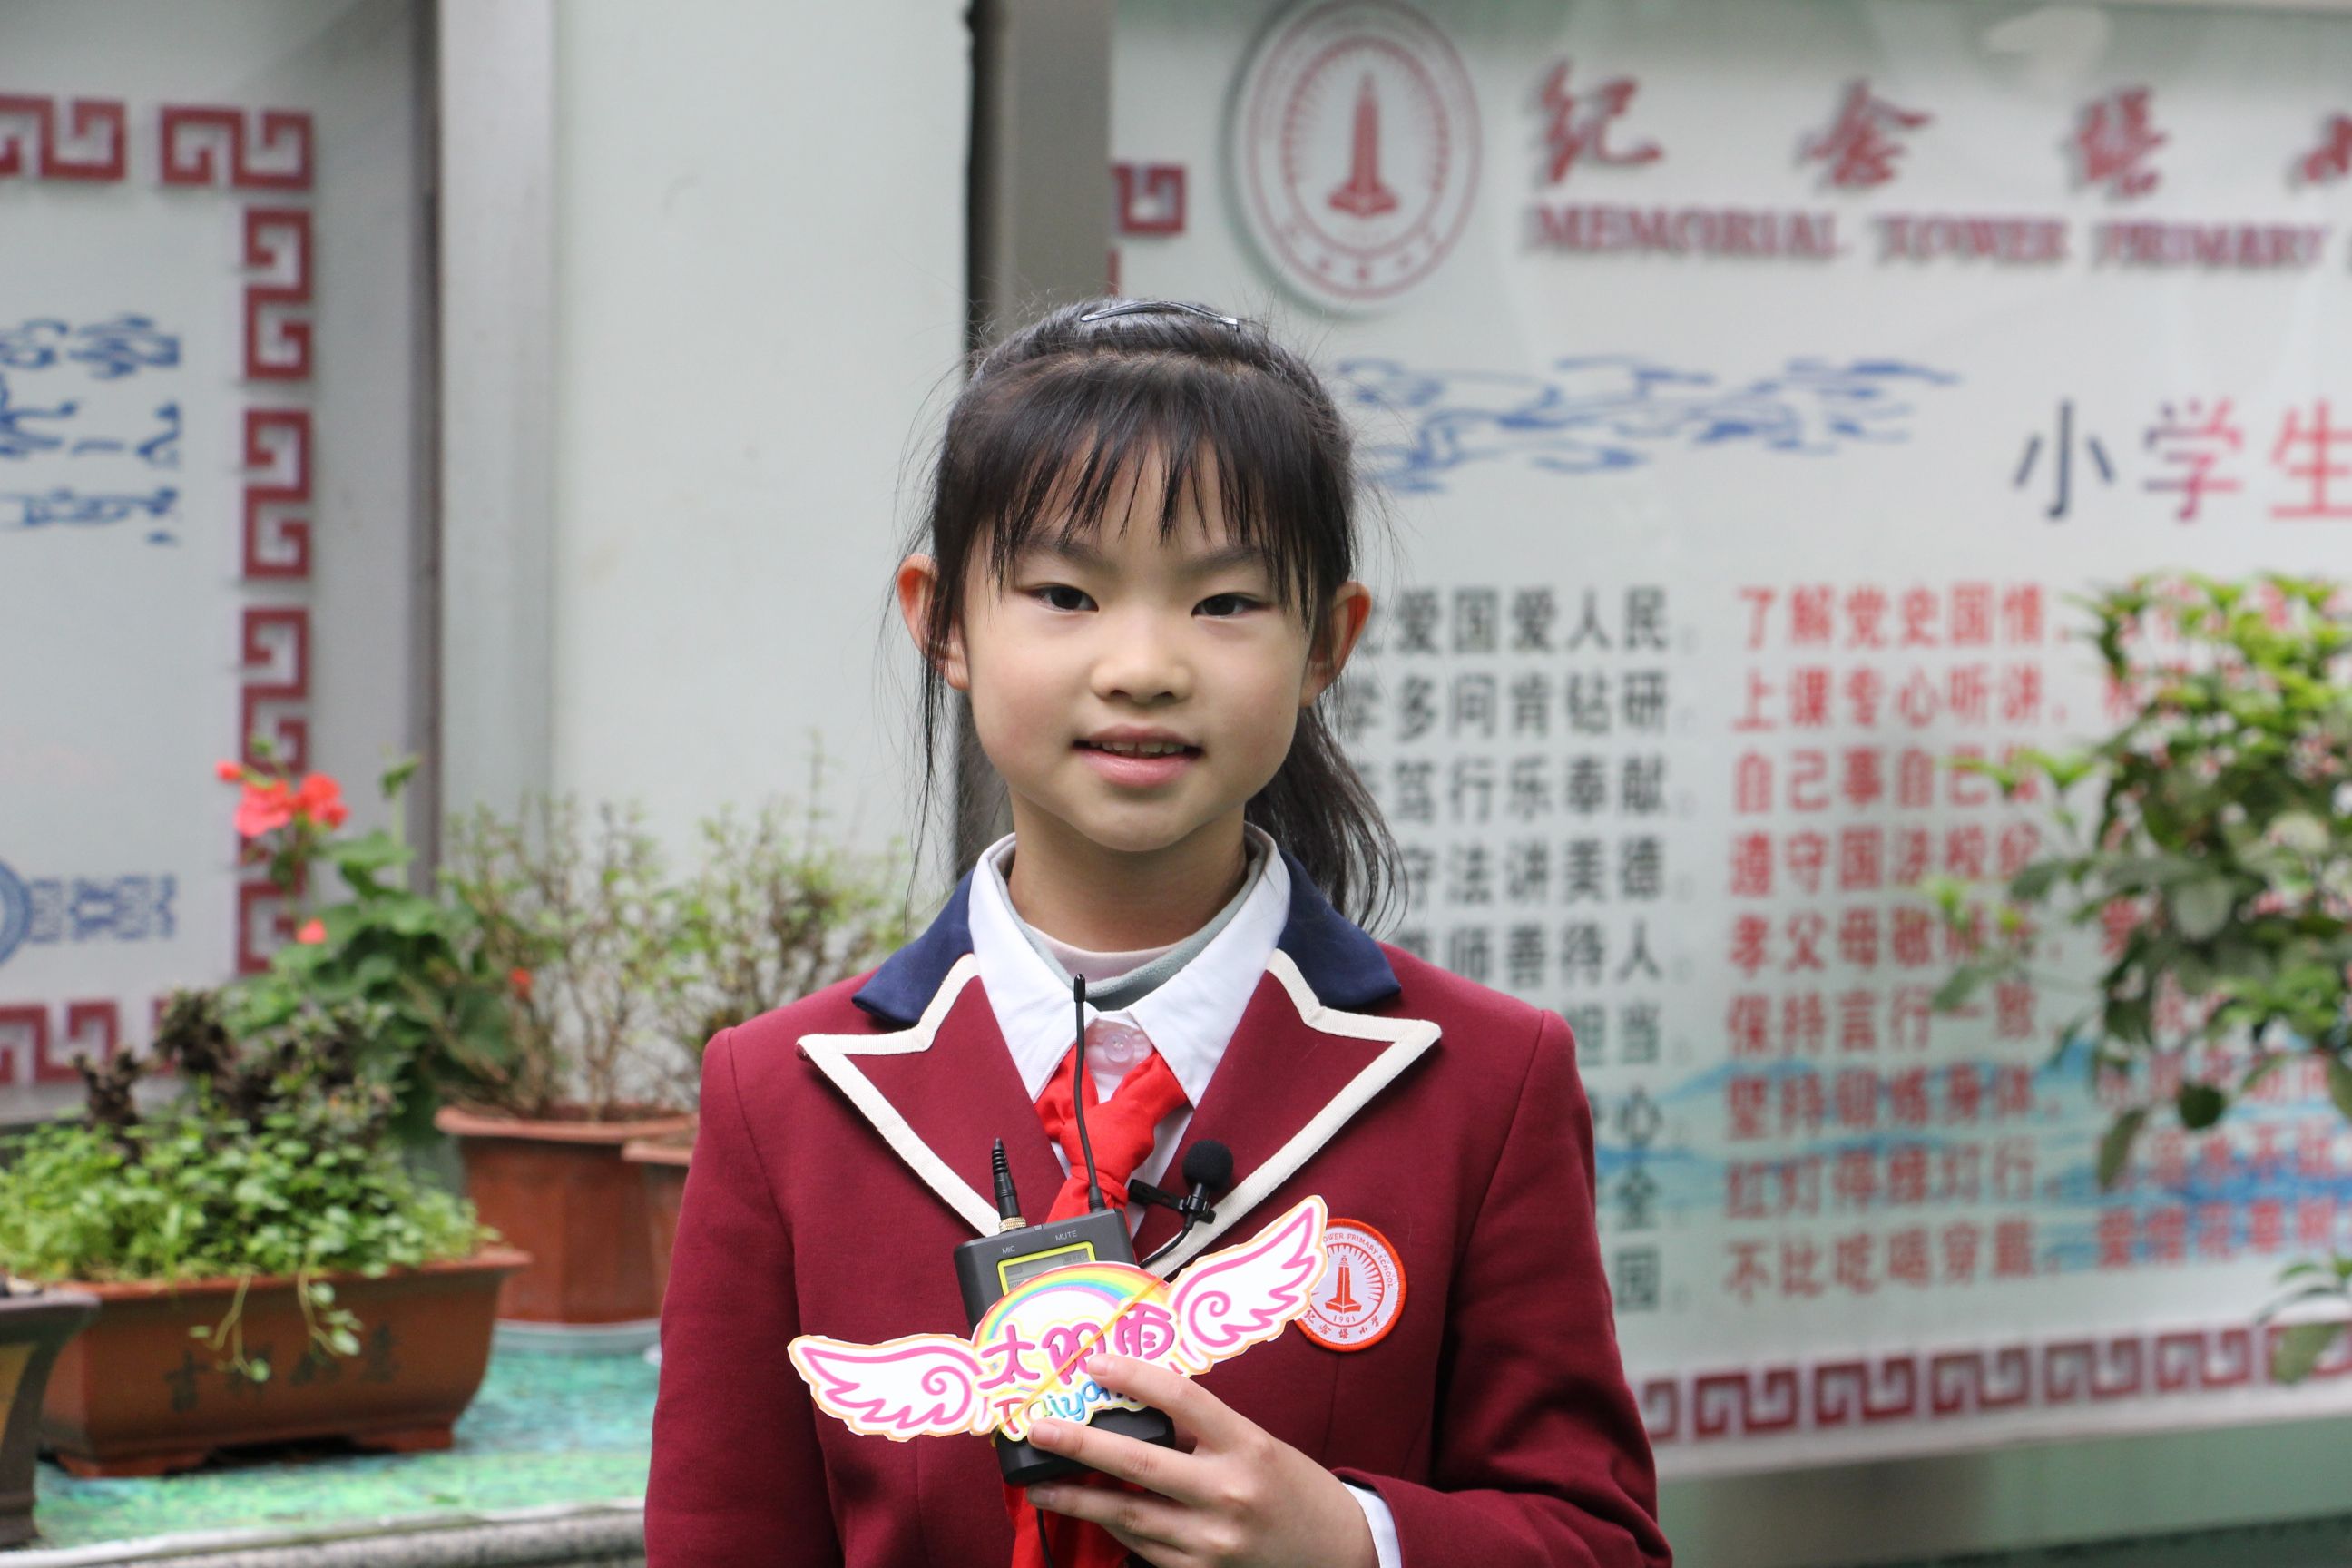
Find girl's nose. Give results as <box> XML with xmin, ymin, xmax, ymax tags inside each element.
<box><xmin>1090</xmin><ymin>613</ymin><xmax>1191</xmax><ymax>703</ymax></box>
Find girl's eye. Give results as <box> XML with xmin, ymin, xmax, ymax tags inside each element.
<box><xmin>1031</xmin><ymin>584</ymin><xmax>1094</xmax><ymax>612</ymax></box>
<box><xmin>1197</xmin><ymin>593</ymin><xmax>1262</xmax><ymax>618</ymax></box>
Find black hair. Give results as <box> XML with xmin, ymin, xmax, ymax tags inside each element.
<box><xmin>903</xmin><ymin>297</ymin><xmax>1399</xmax><ymax>928</ymax></box>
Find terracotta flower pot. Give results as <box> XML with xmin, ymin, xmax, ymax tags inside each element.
<box><xmin>1</xmin><ymin>1287</ymin><xmax>99</xmax><ymax>1545</ymax></box>
<box><xmin>622</xmin><ymin>1122</ymin><xmax>696</xmax><ymax>1308</ymax></box>
<box><xmin>436</xmin><ymin>1106</ymin><xmax>694</xmax><ymax>1324</ymax></box>
<box><xmin>40</xmin><ymin>1249</ymin><xmax>525</xmax><ymax>1479</ymax></box>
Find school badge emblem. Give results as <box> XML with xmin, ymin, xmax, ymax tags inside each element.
<box><xmin>1230</xmin><ymin>0</ymin><xmax>1482</xmax><ymax>315</ymax></box>
<box><xmin>1298</xmin><ymin>1219</ymin><xmax>1405</xmax><ymax>1350</ymax></box>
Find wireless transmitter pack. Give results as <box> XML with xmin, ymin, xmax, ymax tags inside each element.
<box><xmin>951</xmin><ymin>976</ymin><xmax>1186</xmax><ymax>1487</ymax></box>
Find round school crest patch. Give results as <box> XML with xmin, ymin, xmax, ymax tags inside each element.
<box><xmin>1230</xmin><ymin>0</ymin><xmax>1482</xmax><ymax>315</ymax></box>
<box><xmin>1298</xmin><ymin>1220</ymin><xmax>1406</xmax><ymax>1350</ymax></box>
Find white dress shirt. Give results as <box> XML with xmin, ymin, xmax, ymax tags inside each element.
<box><xmin>964</xmin><ymin>828</ymin><xmax>1404</xmax><ymax>1568</ymax></box>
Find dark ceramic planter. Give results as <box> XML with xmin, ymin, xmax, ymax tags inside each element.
<box><xmin>1</xmin><ymin>1287</ymin><xmax>98</xmax><ymax>1545</ymax></box>
<box><xmin>40</xmin><ymin>1250</ymin><xmax>525</xmax><ymax>1479</ymax></box>
<box><xmin>436</xmin><ymin>1106</ymin><xmax>693</xmax><ymax>1324</ymax></box>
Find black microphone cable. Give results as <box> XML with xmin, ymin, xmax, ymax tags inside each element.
<box><xmin>1071</xmin><ymin>975</ymin><xmax>1106</xmax><ymax>1213</ymax></box>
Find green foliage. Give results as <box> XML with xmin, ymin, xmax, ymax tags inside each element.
<box><xmin>437</xmin><ymin>798</ymin><xmax>691</xmax><ymax>1120</ymax></box>
<box><xmin>439</xmin><ymin>755</ymin><xmax>907</xmax><ymax>1117</ymax></box>
<box><xmin>658</xmin><ymin>786</ymin><xmax>910</xmax><ymax>1106</ymax></box>
<box><xmin>1931</xmin><ymin>573</ymin><xmax>2352</xmax><ymax>1380</ymax></box>
<box><xmin>0</xmin><ymin>990</ymin><xmax>490</xmax><ymax>1380</ymax></box>
<box><xmin>225</xmin><ymin>753</ymin><xmax>515</xmax><ymax>1145</ymax></box>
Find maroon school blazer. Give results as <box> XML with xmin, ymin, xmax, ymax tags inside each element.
<box><xmin>645</xmin><ymin>855</ymin><xmax>1670</xmax><ymax>1567</ymax></box>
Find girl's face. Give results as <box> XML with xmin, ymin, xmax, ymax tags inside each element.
<box><xmin>898</xmin><ymin>453</ymin><xmax>1368</xmax><ymax>871</ymax></box>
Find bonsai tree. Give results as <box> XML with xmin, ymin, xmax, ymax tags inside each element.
<box><xmin>1935</xmin><ymin>573</ymin><xmax>2352</xmax><ymax>1379</ymax></box>
<box><xmin>0</xmin><ymin>990</ymin><xmax>490</xmax><ymax>1382</ymax></box>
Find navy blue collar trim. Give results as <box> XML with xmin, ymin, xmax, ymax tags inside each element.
<box><xmin>849</xmin><ymin>848</ymin><xmax>1399</xmax><ymax>1028</ymax></box>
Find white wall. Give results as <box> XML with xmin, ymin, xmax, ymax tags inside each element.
<box><xmin>540</xmin><ymin>0</ymin><xmax>969</xmax><ymax>868</ymax></box>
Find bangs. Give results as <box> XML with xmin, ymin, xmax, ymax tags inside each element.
<box><xmin>938</xmin><ymin>349</ymin><xmax>1349</xmax><ymax>620</ymax></box>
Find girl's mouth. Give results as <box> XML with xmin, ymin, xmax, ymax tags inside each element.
<box><xmin>1075</xmin><ymin>739</ymin><xmax>1200</xmax><ymax>787</ymax></box>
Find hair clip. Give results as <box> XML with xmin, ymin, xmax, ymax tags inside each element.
<box><xmin>1077</xmin><ymin>299</ymin><xmax>1242</xmax><ymax>328</ymax></box>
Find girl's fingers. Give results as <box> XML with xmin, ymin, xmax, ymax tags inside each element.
<box><xmin>1026</xmin><ymin>1477</ymin><xmax>1190</xmax><ymax>1557</ymax></box>
<box><xmin>1024</xmin><ymin>1413</ymin><xmax>1209</xmax><ymax>1505</ymax></box>
<box><xmin>1081</xmin><ymin>1353</ymin><xmax>1249</xmax><ymax>1449</ymax></box>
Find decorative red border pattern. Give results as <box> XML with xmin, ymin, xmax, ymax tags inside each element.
<box><xmin>158</xmin><ymin>104</ymin><xmax>312</xmax><ymax>190</ymax></box>
<box><xmin>240</xmin><ymin>207</ymin><xmax>314</xmax><ymax>380</ymax></box>
<box><xmin>152</xmin><ymin>103</ymin><xmax>325</xmax><ymax>975</ymax></box>
<box><xmin>0</xmin><ymin>999</ymin><xmax>173</xmax><ymax>1083</ymax></box>
<box><xmin>1639</xmin><ymin>1323</ymin><xmax>2352</xmax><ymax>1445</ymax></box>
<box><xmin>241</xmin><ymin>408</ymin><xmax>312</xmax><ymax>578</ymax></box>
<box><xmin>0</xmin><ymin>93</ymin><xmax>128</xmax><ymax>181</ymax></box>
<box><xmin>1113</xmin><ymin>162</ymin><xmax>1187</xmax><ymax>236</ymax></box>
<box><xmin>0</xmin><ymin>96</ymin><xmax>318</xmax><ymax>1042</ymax></box>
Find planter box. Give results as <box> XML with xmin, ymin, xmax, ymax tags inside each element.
<box><xmin>41</xmin><ymin>1250</ymin><xmax>526</xmax><ymax>1478</ymax></box>
<box><xmin>622</xmin><ymin>1124</ymin><xmax>695</xmax><ymax>1308</ymax></box>
<box><xmin>436</xmin><ymin>1107</ymin><xmax>693</xmax><ymax>1325</ymax></box>
<box><xmin>2</xmin><ymin>1288</ymin><xmax>98</xmax><ymax>1546</ymax></box>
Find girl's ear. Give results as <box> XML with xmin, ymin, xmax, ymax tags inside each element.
<box><xmin>895</xmin><ymin>553</ymin><xmax>970</xmax><ymax>691</ymax></box>
<box><xmin>1301</xmin><ymin>580</ymin><xmax>1373</xmax><ymax>706</ymax></box>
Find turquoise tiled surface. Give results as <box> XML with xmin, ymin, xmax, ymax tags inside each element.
<box><xmin>28</xmin><ymin>1347</ymin><xmax>657</xmax><ymax>1550</ymax></box>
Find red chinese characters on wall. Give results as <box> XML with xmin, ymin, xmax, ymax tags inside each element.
<box><xmin>1536</xmin><ymin>60</ymin><xmax>1662</xmax><ymax>183</ymax></box>
<box><xmin>1803</xmin><ymin>80</ymin><xmax>1931</xmax><ymax>191</ymax></box>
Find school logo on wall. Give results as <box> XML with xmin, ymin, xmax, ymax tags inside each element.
<box><xmin>1230</xmin><ymin>0</ymin><xmax>1482</xmax><ymax>315</ymax></box>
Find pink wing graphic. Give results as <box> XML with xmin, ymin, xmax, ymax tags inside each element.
<box><xmin>787</xmin><ymin>1332</ymin><xmax>991</xmax><ymax>1440</ymax></box>
<box><xmin>1165</xmin><ymin>1197</ymin><xmax>1328</xmax><ymax>1376</ymax></box>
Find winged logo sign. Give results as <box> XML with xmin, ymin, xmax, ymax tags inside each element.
<box><xmin>788</xmin><ymin>1197</ymin><xmax>1329</xmax><ymax>1443</ymax></box>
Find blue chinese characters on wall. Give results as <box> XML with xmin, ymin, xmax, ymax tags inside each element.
<box><xmin>0</xmin><ymin>859</ymin><xmax>177</xmax><ymax>969</ymax></box>
<box><xmin>0</xmin><ymin>314</ymin><xmax>184</xmax><ymax>544</ymax></box>
<box><xmin>1330</xmin><ymin>355</ymin><xmax>1958</xmax><ymax>493</ymax></box>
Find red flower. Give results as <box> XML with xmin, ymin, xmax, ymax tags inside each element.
<box><xmin>508</xmin><ymin>967</ymin><xmax>534</xmax><ymax>1000</ymax></box>
<box><xmin>295</xmin><ymin>918</ymin><xmax>328</xmax><ymax>945</ymax></box>
<box><xmin>292</xmin><ymin>773</ymin><xmax>349</xmax><ymax>830</ymax></box>
<box><xmin>215</xmin><ymin>759</ymin><xmax>247</xmax><ymax>782</ymax></box>
<box><xmin>234</xmin><ymin>779</ymin><xmax>297</xmax><ymax>838</ymax></box>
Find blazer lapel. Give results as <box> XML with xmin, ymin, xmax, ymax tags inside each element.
<box><xmin>798</xmin><ymin>956</ymin><xmax>1063</xmax><ymax>1237</ymax></box>
<box><xmin>1136</xmin><ymin>951</ymin><xmax>1438</xmax><ymax>1275</ymax></box>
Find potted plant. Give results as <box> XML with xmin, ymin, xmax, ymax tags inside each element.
<box><xmin>625</xmin><ymin>790</ymin><xmax>909</xmax><ymax>1303</ymax></box>
<box><xmin>1935</xmin><ymin>573</ymin><xmax>2352</xmax><ymax>1381</ymax></box>
<box><xmin>0</xmin><ymin>1278</ymin><xmax>96</xmax><ymax>1545</ymax></box>
<box><xmin>219</xmin><ymin>752</ymin><xmax>516</xmax><ymax>1144</ymax></box>
<box><xmin>434</xmin><ymin>799</ymin><xmax>696</xmax><ymax>1328</ymax></box>
<box><xmin>0</xmin><ymin>993</ymin><xmax>522</xmax><ymax>1477</ymax></box>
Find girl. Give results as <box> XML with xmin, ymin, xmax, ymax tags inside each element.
<box><xmin>645</xmin><ymin>299</ymin><xmax>1670</xmax><ymax>1568</ymax></box>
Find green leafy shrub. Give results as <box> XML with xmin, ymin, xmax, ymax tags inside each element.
<box><xmin>0</xmin><ymin>991</ymin><xmax>490</xmax><ymax>1381</ymax></box>
<box><xmin>1933</xmin><ymin>573</ymin><xmax>2352</xmax><ymax>1378</ymax></box>
<box><xmin>658</xmin><ymin>790</ymin><xmax>910</xmax><ymax>1106</ymax></box>
<box><xmin>437</xmin><ymin>797</ymin><xmax>688</xmax><ymax>1120</ymax></box>
<box><xmin>442</xmin><ymin>761</ymin><xmax>909</xmax><ymax>1117</ymax></box>
<box><xmin>220</xmin><ymin>751</ymin><xmax>515</xmax><ymax>1144</ymax></box>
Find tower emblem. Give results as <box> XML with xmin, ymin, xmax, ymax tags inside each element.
<box><xmin>1298</xmin><ymin>1218</ymin><xmax>1406</xmax><ymax>1350</ymax></box>
<box><xmin>1230</xmin><ymin>0</ymin><xmax>1481</xmax><ymax>314</ymax></box>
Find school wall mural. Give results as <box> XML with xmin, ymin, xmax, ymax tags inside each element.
<box><xmin>1112</xmin><ymin>0</ymin><xmax>2352</xmax><ymax>1475</ymax></box>
<box><xmin>1</xmin><ymin>9</ymin><xmax>423</xmax><ymax>1125</ymax></box>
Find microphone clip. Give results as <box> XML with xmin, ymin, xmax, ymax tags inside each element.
<box><xmin>1125</xmin><ymin>1180</ymin><xmax>1216</xmax><ymax>1229</ymax></box>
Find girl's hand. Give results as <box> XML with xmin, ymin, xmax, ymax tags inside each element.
<box><xmin>1024</xmin><ymin>1353</ymin><xmax>1377</xmax><ymax>1568</ymax></box>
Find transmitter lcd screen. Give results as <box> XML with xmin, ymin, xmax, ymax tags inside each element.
<box><xmin>998</xmin><ymin>1242</ymin><xmax>1094</xmax><ymax>1292</ymax></box>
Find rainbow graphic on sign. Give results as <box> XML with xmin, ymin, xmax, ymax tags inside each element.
<box><xmin>789</xmin><ymin>1196</ymin><xmax>1328</xmax><ymax>1443</ymax></box>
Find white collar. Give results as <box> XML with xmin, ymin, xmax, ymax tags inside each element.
<box><xmin>965</xmin><ymin>827</ymin><xmax>1291</xmax><ymax>1108</ymax></box>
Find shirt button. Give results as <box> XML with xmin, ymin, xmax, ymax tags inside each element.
<box><xmin>1087</xmin><ymin>1020</ymin><xmax>1151</xmax><ymax>1070</ymax></box>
